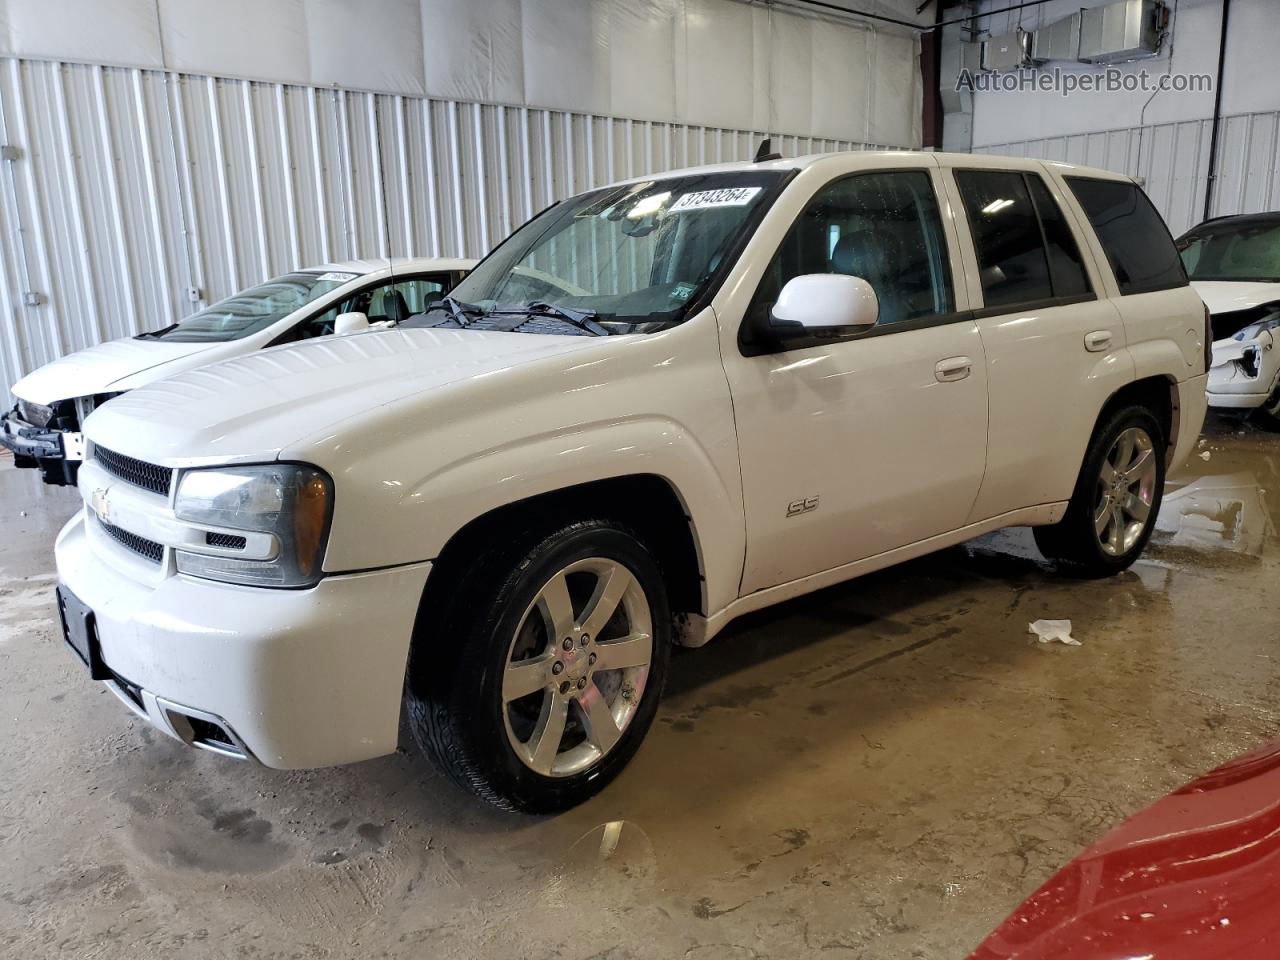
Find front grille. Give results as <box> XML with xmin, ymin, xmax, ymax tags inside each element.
<box><xmin>94</xmin><ymin>445</ymin><xmax>173</xmax><ymax>497</ymax></box>
<box><xmin>99</xmin><ymin>518</ymin><xmax>165</xmax><ymax>564</ymax></box>
<box><xmin>206</xmin><ymin>532</ymin><xmax>246</xmax><ymax>549</ymax></box>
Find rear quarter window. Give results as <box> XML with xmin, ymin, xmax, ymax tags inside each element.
<box><xmin>1066</xmin><ymin>177</ymin><xmax>1188</xmax><ymax>295</ymax></box>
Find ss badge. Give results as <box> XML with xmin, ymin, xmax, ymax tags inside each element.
<box><xmin>786</xmin><ymin>495</ymin><xmax>819</xmax><ymax>518</ymax></box>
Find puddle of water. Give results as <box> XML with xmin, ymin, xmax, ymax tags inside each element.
<box><xmin>1154</xmin><ymin>471</ymin><xmax>1275</xmax><ymax>557</ymax></box>
<box><xmin>538</xmin><ymin>819</ymin><xmax>658</xmax><ymax>907</ymax></box>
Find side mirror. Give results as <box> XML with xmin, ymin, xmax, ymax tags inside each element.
<box><xmin>770</xmin><ymin>274</ymin><xmax>878</xmax><ymax>336</ymax></box>
<box><xmin>334</xmin><ymin>311</ymin><xmax>370</xmax><ymax>336</ymax></box>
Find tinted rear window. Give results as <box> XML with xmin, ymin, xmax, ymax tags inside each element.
<box><xmin>954</xmin><ymin>169</ymin><xmax>1055</xmax><ymax>307</ymax></box>
<box><xmin>1026</xmin><ymin>175</ymin><xmax>1091</xmax><ymax>298</ymax></box>
<box><xmin>1066</xmin><ymin>178</ymin><xmax>1187</xmax><ymax>295</ymax></box>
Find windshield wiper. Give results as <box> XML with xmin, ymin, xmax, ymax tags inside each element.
<box><xmin>134</xmin><ymin>324</ymin><xmax>180</xmax><ymax>340</ymax></box>
<box><xmin>491</xmin><ymin>302</ymin><xmax>610</xmax><ymax>336</ymax></box>
<box><xmin>419</xmin><ymin>295</ymin><xmax>484</xmax><ymax>328</ymax></box>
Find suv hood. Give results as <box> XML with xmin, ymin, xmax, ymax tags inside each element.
<box><xmin>11</xmin><ymin>336</ymin><xmax>216</xmax><ymax>405</ymax></box>
<box><xmin>1192</xmin><ymin>280</ymin><xmax>1280</xmax><ymax>315</ymax></box>
<box><xmin>84</xmin><ymin>328</ymin><xmax>609</xmax><ymax>465</ymax></box>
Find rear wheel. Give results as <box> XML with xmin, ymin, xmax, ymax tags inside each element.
<box><xmin>405</xmin><ymin>519</ymin><xmax>671</xmax><ymax>813</ymax></box>
<box><xmin>1034</xmin><ymin>406</ymin><xmax>1166</xmax><ymax>577</ymax></box>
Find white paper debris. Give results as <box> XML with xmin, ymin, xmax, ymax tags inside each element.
<box><xmin>1199</xmin><ymin>450</ymin><xmax>1211</xmax><ymax>460</ymax></box>
<box><xmin>1028</xmin><ymin>619</ymin><xmax>1080</xmax><ymax>645</ymax></box>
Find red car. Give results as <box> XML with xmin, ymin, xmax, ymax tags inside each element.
<box><xmin>969</xmin><ymin>741</ymin><xmax>1280</xmax><ymax>959</ymax></box>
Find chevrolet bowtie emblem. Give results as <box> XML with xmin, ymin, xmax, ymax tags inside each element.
<box><xmin>91</xmin><ymin>486</ymin><xmax>112</xmax><ymax>524</ymax></box>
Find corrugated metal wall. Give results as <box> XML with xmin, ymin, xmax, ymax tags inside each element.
<box><xmin>975</xmin><ymin>109</ymin><xmax>1280</xmax><ymax>238</ymax></box>
<box><xmin>0</xmin><ymin>57</ymin><xmax>893</xmax><ymax>402</ymax></box>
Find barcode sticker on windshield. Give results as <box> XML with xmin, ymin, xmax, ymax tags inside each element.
<box><xmin>318</xmin><ymin>271</ymin><xmax>358</xmax><ymax>282</ymax></box>
<box><xmin>668</xmin><ymin>187</ymin><xmax>762</xmax><ymax>212</ymax></box>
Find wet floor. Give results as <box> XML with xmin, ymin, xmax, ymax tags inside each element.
<box><xmin>2</xmin><ymin>413</ymin><xmax>1279</xmax><ymax>959</ymax></box>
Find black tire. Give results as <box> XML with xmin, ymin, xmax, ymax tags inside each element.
<box><xmin>1251</xmin><ymin>384</ymin><xmax>1280</xmax><ymax>432</ymax></box>
<box><xmin>1033</xmin><ymin>405</ymin><xmax>1167</xmax><ymax>578</ymax></box>
<box><xmin>405</xmin><ymin>518</ymin><xmax>671</xmax><ymax>814</ymax></box>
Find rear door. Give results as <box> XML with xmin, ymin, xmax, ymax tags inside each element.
<box><xmin>721</xmin><ymin>166</ymin><xmax>989</xmax><ymax>594</ymax></box>
<box><xmin>1062</xmin><ymin>176</ymin><xmax>1203</xmax><ymax>372</ymax></box>
<box><xmin>943</xmin><ymin>163</ymin><xmax>1134</xmax><ymax>521</ymax></box>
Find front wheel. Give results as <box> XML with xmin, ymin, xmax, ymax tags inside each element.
<box><xmin>1251</xmin><ymin>381</ymin><xmax>1280</xmax><ymax>432</ymax></box>
<box><xmin>405</xmin><ymin>519</ymin><xmax>671</xmax><ymax>813</ymax></box>
<box><xmin>1034</xmin><ymin>406</ymin><xmax>1166</xmax><ymax>577</ymax></box>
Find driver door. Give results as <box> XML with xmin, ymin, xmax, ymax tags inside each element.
<box><xmin>720</xmin><ymin>169</ymin><xmax>989</xmax><ymax>594</ymax></box>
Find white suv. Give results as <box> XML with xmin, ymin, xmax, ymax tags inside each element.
<box><xmin>55</xmin><ymin>151</ymin><xmax>1208</xmax><ymax>812</ymax></box>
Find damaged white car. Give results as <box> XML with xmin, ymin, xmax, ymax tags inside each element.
<box><xmin>1</xmin><ymin>257</ymin><xmax>473</xmax><ymax>485</ymax></box>
<box><xmin>1178</xmin><ymin>214</ymin><xmax>1280</xmax><ymax>427</ymax></box>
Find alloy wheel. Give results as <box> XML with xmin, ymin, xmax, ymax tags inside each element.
<box><xmin>1094</xmin><ymin>426</ymin><xmax>1158</xmax><ymax>557</ymax></box>
<box><xmin>502</xmin><ymin>557</ymin><xmax>653</xmax><ymax>777</ymax></box>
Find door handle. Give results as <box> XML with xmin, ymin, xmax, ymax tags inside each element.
<box><xmin>1084</xmin><ymin>330</ymin><xmax>1113</xmax><ymax>352</ymax></box>
<box><xmin>934</xmin><ymin>356</ymin><xmax>973</xmax><ymax>382</ymax></box>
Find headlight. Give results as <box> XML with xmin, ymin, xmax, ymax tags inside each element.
<box><xmin>173</xmin><ymin>464</ymin><xmax>333</xmax><ymax>588</ymax></box>
<box><xmin>18</xmin><ymin>399</ymin><xmax>54</xmax><ymax>428</ymax></box>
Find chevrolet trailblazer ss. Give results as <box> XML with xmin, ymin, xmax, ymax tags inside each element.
<box><xmin>55</xmin><ymin>151</ymin><xmax>1208</xmax><ymax>811</ymax></box>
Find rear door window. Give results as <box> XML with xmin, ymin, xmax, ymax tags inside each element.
<box><xmin>1065</xmin><ymin>177</ymin><xmax>1188</xmax><ymax>294</ymax></box>
<box><xmin>955</xmin><ymin>169</ymin><xmax>1096</xmax><ymax>308</ymax></box>
<box><xmin>955</xmin><ymin>170</ymin><xmax>1054</xmax><ymax>308</ymax></box>
<box><xmin>1025</xmin><ymin>176</ymin><xmax>1091</xmax><ymax>298</ymax></box>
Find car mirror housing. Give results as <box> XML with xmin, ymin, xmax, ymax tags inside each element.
<box><xmin>769</xmin><ymin>274</ymin><xmax>879</xmax><ymax>336</ymax></box>
<box><xmin>334</xmin><ymin>312</ymin><xmax>370</xmax><ymax>336</ymax></box>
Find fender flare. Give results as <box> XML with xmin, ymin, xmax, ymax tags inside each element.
<box><xmin>322</xmin><ymin>416</ymin><xmax>746</xmax><ymax>618</ymax></box>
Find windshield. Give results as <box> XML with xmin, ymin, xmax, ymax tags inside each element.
<box><xmin>423</xmin><ymin>171</ymin><xmax>786</xmax><ymax>334</ymax></box>
<box><xmin>1177</xmin><ymin>220</ymin><xmax>1280</xmax><ymax>283</ymax></box>
<box><xmin>144</xmin><ymin>271</ymin><xmax>358</xmax><ymax>343</ymax></box>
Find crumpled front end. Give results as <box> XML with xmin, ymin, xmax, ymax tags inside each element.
<box><xmin>1206</xmin><ymin>312</ymin><xmax>1280</xmax><ymax>410</ymax></box>
<box><xmin>0</xmin><ymin>397</ymin><xmax>86</xmax><ymax>485</ymax></box>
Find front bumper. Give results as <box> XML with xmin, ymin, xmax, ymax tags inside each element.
<box><xmin>1206</xmin><ymin>331</ymin><xmax>1280</xmax><ymax>410</ymax></box>
<box><xmin>1</xmin><ymin>407</ymin><xmax>83</xmax><ymax>484</ymax></box>
<box><xmin>55</xmin><ymin>510</ymin><xmax>432</xmax><ymax>768</ymax></box>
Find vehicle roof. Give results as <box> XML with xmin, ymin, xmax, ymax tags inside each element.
<box><xmin>611</xmin><ymin>150</ymin><xmax>1133</xmax><ymax>186</ymax></box>
<box><xmin>307</xmin><ymin>256</ymin><xmax>478</xmax><ymax>275</ymax></box>
<box><xmin>1182</xmin><ymin>211</ymin><xmax>1280</xmax><ymax>235</ymax></box>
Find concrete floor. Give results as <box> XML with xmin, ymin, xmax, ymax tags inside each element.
<box><xmin>3</xmin><ymin>413</ymin><xmax>1279</xmax><ymax>960</ymax></box>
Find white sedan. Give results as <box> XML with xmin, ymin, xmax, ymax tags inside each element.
<box><xmin>1177</xmin><ymin>214</ymin><xmax>1280</xmax><ymax>427</ymax></box>
<box><xmin>1</xmin><ymin>257</ymin><xmax>474</xmax><ymax>484</ymax></box>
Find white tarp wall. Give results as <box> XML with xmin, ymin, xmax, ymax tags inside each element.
<box><xmin>0</xmin><ymin>0</ymin><xmax>925</xmax><ymax>400</ymax></box>
<box><xmin>963</xmin><ymin>0</ymin><xmax>1280</xmax><ymax>235</ymax></box>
